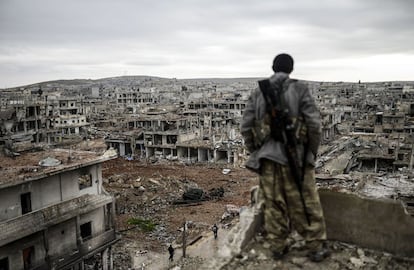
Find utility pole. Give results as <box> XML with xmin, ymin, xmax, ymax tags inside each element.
<box><xmin>182</xmin><ymin>220</ymin><xmax>187</xmax><ymax>258</ymax></box>
<box><xmin>409</xmin><ymin>143</ymin><xmax>414</xmax><ymax>171</ymax></box>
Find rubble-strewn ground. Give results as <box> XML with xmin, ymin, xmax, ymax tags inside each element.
<box><xmin>220</xmin><ymin>233</ymin><xmax>414</xmax><ymax>270</ymax></box>
<box><xmin>101</xmin><ymin>157</ymin><xmax>414</xmax><ymax>270</ymax></box>
<box><xmin>102</xmin><ymin>157</ymin><xmax>257</xmax><ymax>269</ymax></box>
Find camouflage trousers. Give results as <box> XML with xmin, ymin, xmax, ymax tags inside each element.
<box><xmin>259</xmin><ymin>159</ymin><xmax>327</xmax><ymax>253</ymax></box>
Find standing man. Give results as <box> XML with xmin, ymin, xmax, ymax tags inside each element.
<box><xmin>241</xmin><ymin>53</ymin><xmax>329</xmax><ymax>262</ymax></box>
<box><xmin>212</xmin><ymin>223</ymin><xmax>218</xmax><ymax>239</ymax></box>
<box><xmin>168</xmin><ymin>244</ymin><xmax>174</xmax><ymax>262</ymax></box>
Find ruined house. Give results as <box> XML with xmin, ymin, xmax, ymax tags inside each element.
<box><xmin>0</xmin><ymin>148</ymin><xmax>118</xmax><ymax>270</ymax></box>
<box><xmin>0</xmin><ymin>92</ymin><xmax>90</xmax><ymax>153</ymax></box>
<box><xmin>51</xmin><ymin>97</ymin><xmax>90</xmax><ymax>143</ymax></box>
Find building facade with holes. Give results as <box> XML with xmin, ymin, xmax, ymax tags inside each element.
<box><xmin>0</xmin><ymin>148</ymin><xmax>119</xmax><ymax>270</ymax></box>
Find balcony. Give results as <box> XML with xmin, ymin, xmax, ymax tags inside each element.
<box><xmin>0</xmin><ymin>194</ymin><xmax>113</xmax><ymax>246</ymax></box>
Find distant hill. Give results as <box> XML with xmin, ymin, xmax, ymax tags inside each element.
<box><xmin>1</xmin><ymin>75</ymin><xmax>172</xmax><ymax>90</ymax></box>
<box><xmin>2</xmin><ymin>75</ymin><xmax>413</xmax><ymax>92</ymax></box>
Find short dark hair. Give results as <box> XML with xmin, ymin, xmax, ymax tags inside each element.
<box><xmin>272</xmin><ymin>53</ymin><xmax>294</xmax><ymax>74</ymax></box>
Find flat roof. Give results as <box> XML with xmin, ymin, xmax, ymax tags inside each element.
<box><xmin>0</xmin><ymin>148</ymin><xmax>117</xmax><ymax>189</ymax></box>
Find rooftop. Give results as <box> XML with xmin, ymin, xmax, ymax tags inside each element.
<box><xmin>0</xmin><ymin>148</ymin><xmax>117</xmax><ymax>189</ymax></box>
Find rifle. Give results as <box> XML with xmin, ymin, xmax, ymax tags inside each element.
<box><xmin>258</xmin><ymin>79</ymin><xmax>311</xmax><ymax>226</ymax></box>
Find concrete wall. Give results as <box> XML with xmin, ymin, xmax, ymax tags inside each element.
<box><xmin>48</xmin><ymin>219</ymin><xmax>78</xmax><ymax>257</ymax></box>
<box><xmin>178</xmin><ymin>133</ymin><xmax>197</xmax><ymax>143</ymax></box>
<box><xmin>0</xmin><ymin>205</ymin><xmax>109</xmax><ymax>269</ymax></box>
<box><xmin>62</xmin><ymin>164</ymin><xmax>100</xmax><ymax>199</ymax></box>
<box><xmin>320</xmin><ymin>190</ymin><xmax>414</xmax><ymax>257</ymax></box>
<box><xmin>61</xmin><ymin>170</ymin><xmax>81</xmax><ymax>200</ymax></box>
<box><xmin>0</xmin><ymin>185</ymin><xmax>21</xmax><ymax>221</ymax></box>
<box><xmin>0</xmin><ymin>231</ymin><xmax>46</xmax><ymax>269</ymax></box>
<box><xmin>36</xmin><ymin>175</ymin><xmax>61</xmax><ymax>208</ymax></box>
<box><xmin>0</xmin><ymin>164</ymin><xmax>101</xmax><ymax>222</ymax></box>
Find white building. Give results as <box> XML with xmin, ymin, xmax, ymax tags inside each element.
<box><xmin>0</xmin><ymin>148</ymin><xmax>118</xmax><ymax>270</ymax></box>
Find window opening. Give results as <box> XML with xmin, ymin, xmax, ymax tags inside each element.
<box><xmin>22</xmin><ymin>246</ymin><xmax>34</xmax><ymax>270</ymax></box>
<box><xmin>78</xmin><ymin>172</ymin><xmax>92</xmax><ymax>190</ymax></box>
<box><xmin>80</xmin><ymin>222</ymin><xmax>92</xmax><ymax>240</ymax></box>
<box><xmin>0</xmin><ymin>257</ymin><xmax>9</xmax><ymax>270</ymax></box>
<box><xmin>21</xmin><ymin>192</ymin><xmax>32</xmax><ymax>214</ymax></box>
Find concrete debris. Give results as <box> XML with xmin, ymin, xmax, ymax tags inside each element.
<box><xmin>2</xmin><ymin>79</ymin><xmax>414</xmax><ymax>269</ymax></box>
<box><xmin>38</xmin><ymin>156</ymin><xmax>61</xmax><ymax>167</ymax></box>
<box><xmin>101</xmin><ymin>157</ymin><xmax>414</xmax><ymax>269</ymax></box>
<box><xmin>182</xmin><ymin>188</ymin><xmax>204</xmax><ymax>201</ymax></box>
<box><xmin>350</xmin><ymin>257</ymin><xmax>364</xmax><ymax>268</ymax></box>
<box><xmin>102</xmin><ymin>147</ymin><xmax>118</xmax><ymax>158</ymax></box>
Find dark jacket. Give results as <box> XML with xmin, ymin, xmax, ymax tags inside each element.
<box><xmin>240</xmin><ymin>72</ymin><xmax>321</xmax><ymax>172</ymax></box>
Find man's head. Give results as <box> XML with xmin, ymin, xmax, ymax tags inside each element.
<box><xmin>272</xmin><ymin>53</ymin><xmax>294</xmax><ymax>74</ymax></box>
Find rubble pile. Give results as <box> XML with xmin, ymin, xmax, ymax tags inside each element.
<box><xmin>102</xmin><ymin>157</ymin><xmax>257</xmax><ymax>268</ymax></box>
<box><xmin>100</xmin><ymin>130</ymin><xmax>414</xmax><ymax>269</ymax></box>
<box><xmin>221</xmin><ymin>239</ymin><xmax>414</xmax><ymax>270</ymax></box>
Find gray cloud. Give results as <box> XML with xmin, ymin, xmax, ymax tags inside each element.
<box><xmin>0</xmin><ymin>0</ymin><xmax>413</xmax><ymax>87</ymax></box>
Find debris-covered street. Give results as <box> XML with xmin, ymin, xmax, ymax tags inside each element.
<box><xmin>101</xmin><ymin>157</ymin><xmax>414</xmax><ymax>270</ymax></box>
<box><xmin>102</xmin><ymin>157</ymin><xmax>257</xmax><ymax>269</ymax></box>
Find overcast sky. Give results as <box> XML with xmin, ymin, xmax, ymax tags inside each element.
<box><xmin>1</xmin><ymin>0</ymin><xmax>413</xmax><ymax>88</ymax></box>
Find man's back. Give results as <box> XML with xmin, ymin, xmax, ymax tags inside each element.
<box><xmin>240</xmin><ymin>53</ymin><xmax>329</xmax><ymax>262</ymax></box>
<box><xmin>241</xmin><ymin>72</ymin><xmax>321</xmax><ymax>172</ymax></box>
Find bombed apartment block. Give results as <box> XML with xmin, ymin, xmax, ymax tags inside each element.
<box><xmin>0</xmin><ymin>148</ymin><xmax>119</xmax><ymax>270</ymax></box>
<box><xmin>0</xmin><ymin>92</ymin><xmax>90</xmax><ymax>155</ymax></box>
<box><xmin>0</xmin><ymin>95</ymin><xmax>45</xmax><ymax>153</ymax></box>
<box><xmin>51</xmin><ymin>97</ymin><xmax>90</xmax><ymax>143</ymax></box>
<box><xmin>105</xmin><ymin>129</ymin><xmax>144</xmax><ymax>158</ymax></box>
<box><xmin>138</xmin><ymin>112</ymin><xmax>200</xmax><ymax>159</ymax></box>
<box><xmin>116</xmin><ymin>89</ymin><xmax>158</xmax><ymax>107</ymax></box>
<box><xmin>103</xmin><ymin>100</ymin><xmax>245</xmax><ymax>164</ymax></box>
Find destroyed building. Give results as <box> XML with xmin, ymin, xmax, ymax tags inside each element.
<box><xmin>0</xmin><ymin>90</ymin><xmax>90</xmax><ymax>155</ymax></box>
<box><xmin>0</xmin><ymin>148</ymin><xmax>119</xmax><ymax>270</ymax></box>
<box><xmin>1</xmin><ymin>77</ymin><xmax>414</xmax><ymax>269</ymax></box>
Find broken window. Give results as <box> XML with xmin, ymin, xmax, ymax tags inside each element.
<box><xmin>0</xmin><ymin>257</ymin><xmax>9</xmax><ymax>270</ymax></box>
<box><xmin>27</xmin><ymin>106</ymin><xmax>35</xmax><ymax>117</ymax></box>
<box><xmin>22</xmin><ymin>246</ymin><xmax>34</xmax><ymax>270</ymax></box>
<box><xmin>410</xmin><ymin>104</ymin><xmax>414</xmax><ymax>116</ymax></box>
<box><xmin>27</xmin><ymin>121</ymin><xmax>36</xmax><ymax>130</ymax></box>
<box><xmin>166</xmin><ymin>135</ymin><xmax>177</xmax><ymax>144</ymax></box>
<box><xmin>78</xmin><ymin>171</ymin><xmax>92</xmax><ymax>190</ymax></box>
<box><xmin>80</xmin><ymin>221</ymin><xmax>92</xmax><ymax>240</ymax></box>
<box><xmin>154</xmin><ymin>135</ymin><xmax>162</xmax><ymax>145</ymax></box>
<box><xmin>21</xmin><ymin>192</ymin><xmax>32</xmax><ymax>214</ymax></box>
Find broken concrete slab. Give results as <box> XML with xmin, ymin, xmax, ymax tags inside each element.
<box><xmin>320</xmin><ymin>189</ymin><xmax>414</xmax><ymax>258</ymax></box>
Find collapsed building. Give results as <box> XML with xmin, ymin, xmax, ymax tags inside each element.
<box><xmin>2</xmin><ymin>78</ymin><xmax>414</xmax><ymax>169</ymax></box>
<box><xmin>0</xmin><ymin>148</ymin><xmax>119</xmax><ymax>270</ymax></box>
<box><xmin>0</xmin><ymin>91</ymin><xmax>90</xmax><ymax>154</ymax></box>
<box><xmin>1</xmin><ymin>77</ymin><xmax>414</xmax><ymax>268</ymax></box>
